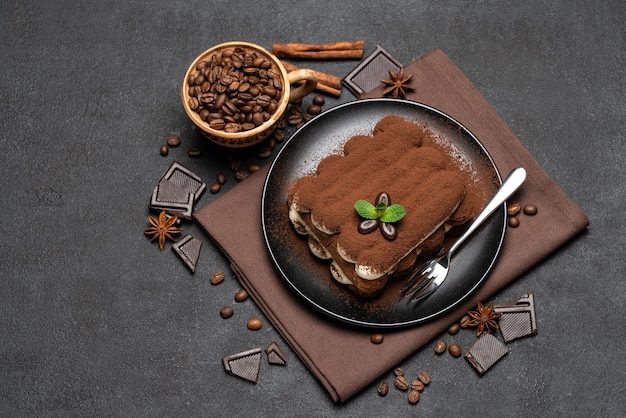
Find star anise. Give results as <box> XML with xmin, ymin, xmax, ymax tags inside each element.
<box><xmin>144</xmin><ymin>210</ymin><xmax>181</xmax><ymax>250</ymax></box>
<box><xmin>466</xmin><ymin>301</ymin><xmax>501</xmax><ymax>337</ymax></box>
<box><xmin>381</xmin><ymin>68</ymin><xmax>415</xmax><ymax>98</ymax></box>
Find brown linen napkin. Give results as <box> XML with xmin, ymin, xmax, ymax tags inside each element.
<box><xmin>194</xmin><ymin>49</ymin><xmax>589</xmax><ymax>402</ymax></box>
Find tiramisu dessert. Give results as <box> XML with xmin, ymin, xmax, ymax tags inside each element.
<box><xmin>288</xmin><ymin>115</ymin><xmax>478</xmax><ymax>299</ymax></box>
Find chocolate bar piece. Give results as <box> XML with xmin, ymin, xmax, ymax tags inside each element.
<box><xmin>161</xmin><ymin>161</ymin><xmax>206</xmax><ymax>201</ymax></box>
<box><xmin>149</xmin><ymin>161</ymin><xmax>206</xmax><ymax>219</ymax></box>
<box><xmin>343</xmin><ymin>44</ymin><xmax>403</xmax><ymax>98</ymax></box>
<box><xmin>494</xmin><ymin>292</ymin><xmax>538</xmax><ymax>342</ymax></box>
<box><xmin>222</xmin><ymin>347</ymin><xmax>262</xmax><ymax>384</ymax></box>
<box><xmin>172</xmin><ymin>234</ymin><xmax>202</xmax><ymax>273</ymax></box>
<box><xmin>465</xmin><ymin>333</ymin><xmax>509</xmax><ymax>376</ymax></box>
<box><xmin>265</xmin><ymin>341</ymin><xmax>287</xmax><ymax>365</ymax></box>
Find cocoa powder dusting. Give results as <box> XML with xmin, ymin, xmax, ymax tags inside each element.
<box><xmin>291</xmin><ymin>115</ymin><xmax>477</xmax><ymax>278</ymax></box>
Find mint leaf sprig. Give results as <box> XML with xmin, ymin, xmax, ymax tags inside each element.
<box><xmin>354</xmin><ymin>192</ymin><xmax>406</xmax><ymax>240</ymax></box>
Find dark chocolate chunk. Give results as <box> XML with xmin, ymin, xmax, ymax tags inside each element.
<box><xmin>148</xmin><ymin>161</ymin><xmax>206</xmax><ymax>219</ymax></box>
<box><xmin>161</xmin><ymin>161</ymin><xmax>206</xmax><ymax>203</ymax></box>
<box><xmin>265</xmin><ymin>341</ymin><xmax>287</xmax><ymax>366</ymax></box>
<box><xmin>465</xmin><ymin>333</ymin><xmax>509</xmax><ymax>376</ymax></box>
<box><xmin>171</xmin><ymin>234</ymin><xmax>202</xmax><ymax>273</ymax></box>
<box><xmin>149</xmin><ymin>183</ymin><xmax>194</xmax><ymax>220</ymax></box>
<box><xmin>494</xmin><ymin>292</ymin><xmax>538</xmax><ymax>342</ymax></box>
<box><xmin>222</xmin><ymin>347</ymin><xmax>262</xmax><ymax>384</ymax></box>
<box><xmin>343</xmin><ymin>44</ymin><xmax>403</xmax><ymax>98</ymax></box>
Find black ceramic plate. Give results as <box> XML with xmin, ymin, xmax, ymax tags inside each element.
<box><xmin>262</xmin><ymin>99</ymin><xmax>505</xmax><ymax>328</ymax></box>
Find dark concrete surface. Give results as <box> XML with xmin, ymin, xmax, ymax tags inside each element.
<box><xmin>1</xmin><ymin>1</ymin><xmax>624</xmax><ymax>416</ymax></box>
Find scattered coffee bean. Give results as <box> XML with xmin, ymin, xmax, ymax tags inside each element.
<box><xmin>370</xmin><ymin>333</ymin><xmax>384</xmax><ymax>344</ymax></box>
<box><xmin>257</xmin><ymin>147</ymin><xmax>272</xmax><ymax>159</ymax></box>
<box><xmin>167</xmin><ymin>134</ymin><xmax>181</xmax><ymax>147</ymax></box>
<box><xmin>434</xmin><ymin>340</ymin><xmax>447</xmax><ymax>354</ymax></box>
<box><xmin>160</xmin><ymin>144</ymin><xmax>169</xmax><ymax>156</ymax></box>
<box><xmin>234</xmin><ymin>289</ymin><xmax>249</xmax><ymax>302</ymax></box>
<box><xmin>312</xmin><ymin>95</ymin><xmax>325</xmax><ymax>106</ymax></box>
<box><xmin>235</xmin><ymin>170</ymin><xmax>249</xmax><ymax>181</ymax></box>
<box><xmin>216</xmin><ymin>173</ymin><xmax>227</xmax><ymax>185</ymax></box>
<box><xmin>209</xmin><ymin>183</ymin><xmax>221</xmax><ymax>194</ymax></box>
<box><xmin>417</xmin><ymin>370</ymin><xmax>431</xmax><ymax>385</ymax></box>
<box><xmin>448</xmin><ymin>343</ymin><xmax>462</xmax><ymax>357</ymax></box>
<box><xmin>230</xmin><ymin>159</ymin><xmax>242</xmax><ymax>172</ymax></box>
<box><xmin>247</xmin><ymin>318</ymin><xmax>262</xmax><ymax>330</ymax></box>
<box><xmin>507</xmin><ymin>202</ymin><xmax>522</xmax><ymax>216</ymax></box>
<box><xmin>393</xmin><ymin>367</ymin><xmax>404</xmax><ymax>376</ymax></box>
<box><xmin>248</xmin><ymin>163</ymin><xmax>261</xmax><ymax>173</ymax></box>
<box><xmin>306</xmin><ymin>104</ymin><xmax>322</xmax><ymax>115</ymax></box>
<box><xmin>508</xmin><ymin>216</ymin><xmax>520</xmax><ymax>228</ymax></box>
<box><xmin>287</xmin><ymin>114</ymin><xmax>303</xmax><ymax>125</ymax></box>
<box><xmin>459</xmin><ymin>315</ymin><xmax>471</xmax><ymax>328</ymax></box>
<box><xmin>188</xmin><ymin>147</ymin><xmax>202</xmax><ymax>157</ymax></box>
<box><xmin>523</xmin><ymin>204</ymin><xmax>538</xmax><ymax>216</ymax></box>
<box><xmin>394</xmin><ymin>375</ymin><xmax>409</xmax><ymax>391</ymax></box>
<box><xmin>448</xmin><ymin>322</ymin><xmax>460</xmax><ymax>335</ymax></box>
<box><xmin>408</xmin><ymin>389</ymin><xmax>420</xmax><ymax>404</ymax></box>
<box><xmin>377</xmin><ymin>381</ymin><xmax>389</xmax><ymax>396</ymax></box>
<box><xmin>410</xmin><ymin>379</ymin><xmax>424</xmax><ymax>392</ymax></box>
<box><xmin>210</xmin><ymin>270</ymin><xmax>225</xmax><ymax>285</ymax></box>
<box><xmin>220</xmin><ymin>306</ymin><xmax>234</xmax><ymax>319</ymax></box>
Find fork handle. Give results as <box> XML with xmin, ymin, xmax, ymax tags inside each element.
<box><xmin>448</xmin><ymin>167</ymin><xmax>527</xmax><ymax>255</ymax></box>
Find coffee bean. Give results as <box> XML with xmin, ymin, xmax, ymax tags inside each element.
<box><xmin>394</xmin><ymin>367</ymin><xmax>404</xmax><ymax>376</ymax></box>
<box><xmin>370</xmin><ymin>333</ymin><xmax>384</xmax><ymax>344</ymax></box>
<box><xmin>220</xmin><ymin>306</ymin><xmax>234</xmax><ymax>319</ymax></box>
<box><xmin>210</xmin><ymin>270</ymin><xmax>225</xmax><ymax>285</ymax></box>
<box><xmin>523</xmin><ymin>204</ymin><xmax>538</xmax><ymax>216</ymax></box>
<box><xmin>459</xmin><ymin>315</ymin><xmax>471</xmax><ymax>328</ymax></box>
<box><xmin>257</xmin><ymin>147</ymin><xmax>272</xmax><ymax>159</ymax></box>
<box><xmin>247</xmin><ymin>318</ymin><xmax>262</xmax><ymax>330</ymax></box>
<box><xmin>377</xmin><ymin>381</ymin><xmax>389</xmax><ymax>396</ymax></box>
<box><xmin>312</xmin><ymin>95</ymin><xmax>325</xmax><ymax>106</ymax></box>
<box><xmin>448</xmin><ymin>322</ymin><xmax>460</xmax><ymax>335</ymax></box>
<box><xmin>209</xmin><ymin>183</ymin><xmax>221</xmax><ymax>194</ymax></box>
<box><xmin>408</xmin><ymin>389</ymin><xmax>421</xmax><ymax>404</ymax></box>
<box><xmin>508</xmin><ymin>216</ymin><xmax>520</xmax><ymax>228</ymax></box>
<box><xmin>394</xmin><ymin>375</ymin><xmax>409</xmax><ymax>391</ymax></box>
<box><xmin>188</xmin><ymin>147</ymin><xmax>202</xmax><ymax>157</ymax></box>
<box><xmin>167</xmin><ymin>134</ymin><xmax>181</xmax><ymax>147</ymax></box>
<box><xmin>417</xmin><ymin>370</ymin><xmax>431</xmax><ymax>385</ymax></box>
<box><xmin>234</xmin><ymin>289</ymin><xmax>249</xmax><ymax>302</ymax></box>
<box><xmin>507</xmin><ymin>202</ymin><xmax>521</xmax><ymax>216</ymax></box>
<box><xmin>434</xmin><ymin>340</ymin><xmax>447</xmax><ymax>354</ymax></box>
<box><xmin>248</xmin><ymin>163</ymin><xmax>261</xmax><ymax>173</ymax></box>
<box><xmin>410</xmin><ymin>379</ymin><xmax>424</xmax><ymax>391</ymax></box>
<box><xmin>306</xmin><ymin>104</ymin><xmax>322</xmax><ymax>115</ymax></box>
<box><xmin>230</xmin><ymin>159</ymin><xmax>242</xmax><ymax>172</ymax></box>
<box><xmin>160</xmin><ymin>144</ymin><xmax>169</xmax><ymax>156</ymax></box>
<box><xmin>235</xmin><ymin>170</ymin><xmax>249</xmax><ymax>181</ymax></box>
<box><xmin>448</xmin><ymin>343</ymin><xmax>462</xmax><ymax>357</ymax></box>
<box><xmin>216</xmin><ymin>173</ymin><xmax>227</xmax><ymax>185</ymax></box>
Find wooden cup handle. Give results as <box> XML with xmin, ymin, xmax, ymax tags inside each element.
<box><xmin>286</xmin><ymin>69</ymin><xmax>318</xmax><ymax>102</ymax></box>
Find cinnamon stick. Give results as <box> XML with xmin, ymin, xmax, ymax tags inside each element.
<box><xmin>296</xmin><ymin>80</ymin><xmax>341</xmax><ymax>97</ymax></box>
<box><xmin>272</xmin><ymin>41</ymin><xmax>364</xmax><ymax>59</ymax></box>
<box><xmin>280</xmin><ymin>61</ymin><xmax>342</xmax><ymax>90</ymax></box>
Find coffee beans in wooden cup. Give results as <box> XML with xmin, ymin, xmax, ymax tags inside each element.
<box><xmin>182</xmin><ymin>41</ymin><xmax>318</xmax><ymax>148</ymax></box>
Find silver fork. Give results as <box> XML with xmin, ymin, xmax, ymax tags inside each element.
<box><xmin>400</xmin><ymin>167</ymin><xmax>527</xmax><ymax>303</ymax></box>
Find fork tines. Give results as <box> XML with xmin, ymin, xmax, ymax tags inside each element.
<box><xmin>400</xmin><ymin>263</ymin><xmax>436</xmax><ymax>300</ymax></box>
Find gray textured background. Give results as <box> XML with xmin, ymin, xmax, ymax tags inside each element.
<box><xmin>1</xmin><ymin>1</ymin><xmax>624</xmax><ymax>416</ymax></box>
